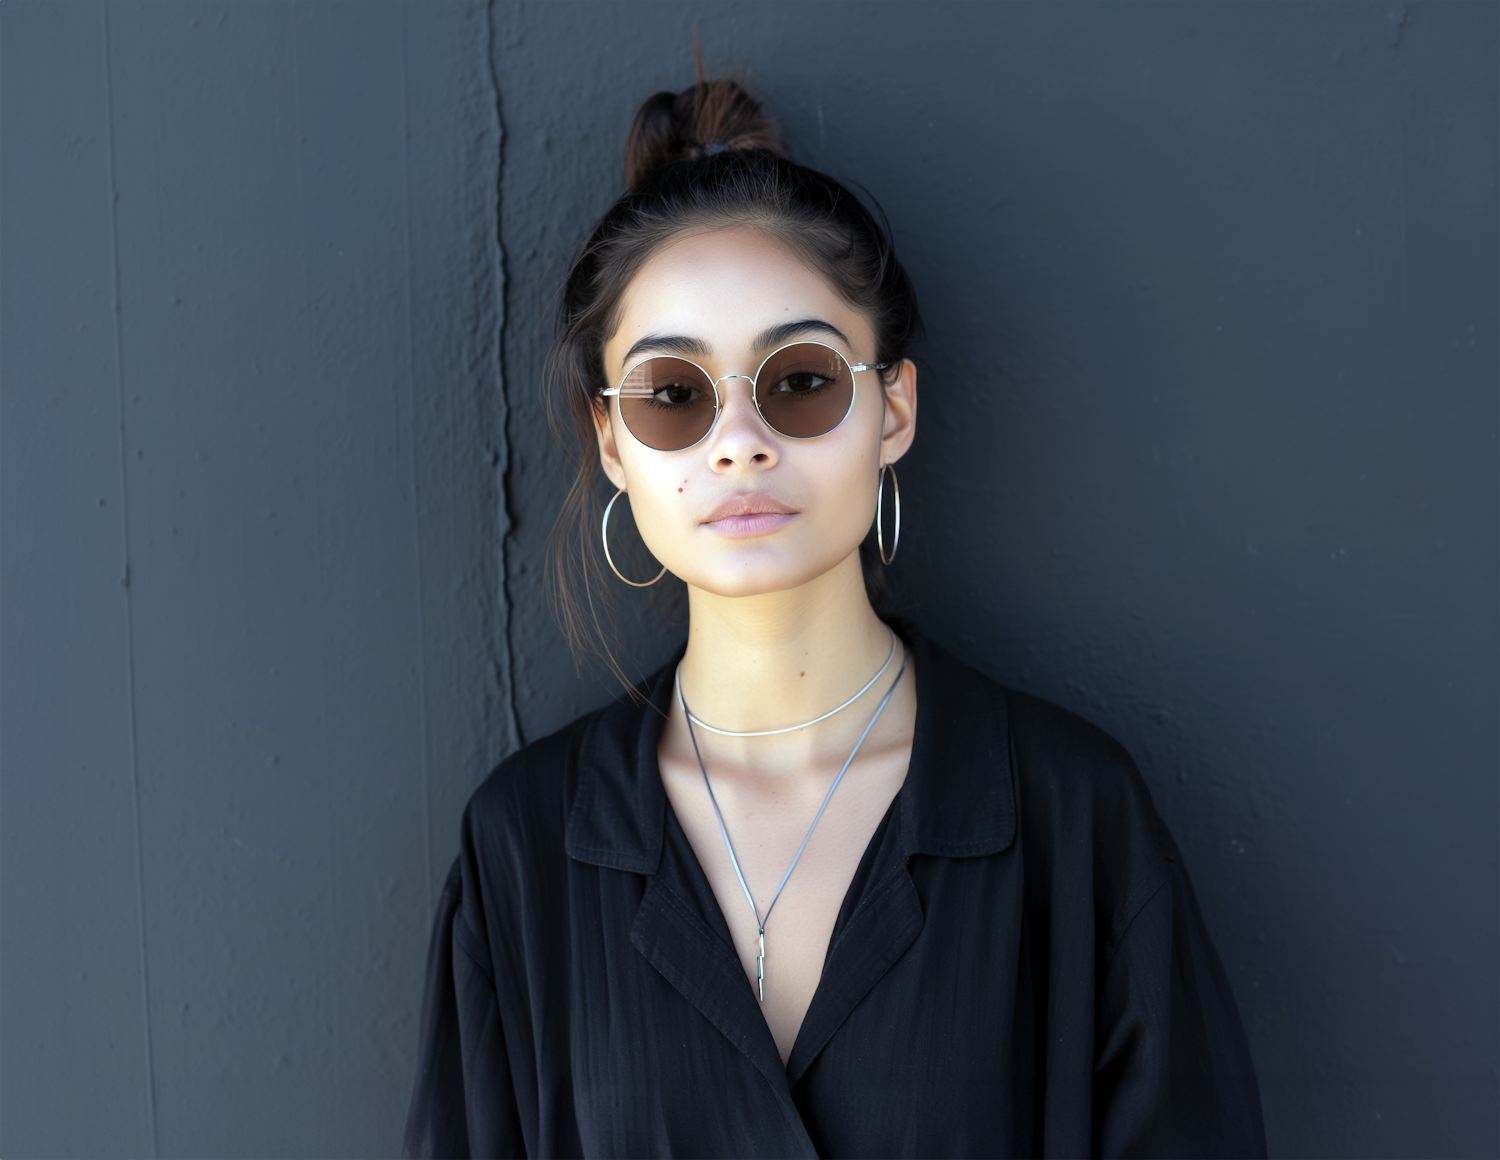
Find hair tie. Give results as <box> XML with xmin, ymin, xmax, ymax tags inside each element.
<box><xmin>701</xmin><ymin>142</ymin><xmax>729</xmax><ymax>156</ymax></box>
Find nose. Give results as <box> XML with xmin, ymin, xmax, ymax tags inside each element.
<box><xmin>705</xmin><ymin>374</ymin><xmax>778</xmax><ymax>473</ymax></box>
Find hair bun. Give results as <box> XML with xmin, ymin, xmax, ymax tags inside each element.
<box><xmin>624</xmin><ymin>76</ymin><xmax>786</xmax><ymax>188</ymax></box>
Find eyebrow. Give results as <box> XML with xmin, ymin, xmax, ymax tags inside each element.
<box><xmin>618</xmin><ymin>318</ymin><xmax>853</xmax><ymax>369</ymax></box>
<box><xmin>751</xmin><ymin>318</ymin><xmax>851</xmax><ymax>352</ymax></box>
<box><xmin>620</xmin><ymin>333</ymin><xmax>712</xmax><ymax>365</ymax></box>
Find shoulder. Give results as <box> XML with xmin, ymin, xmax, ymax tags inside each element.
<box><xmin>1004</xmin><ymin>686</ymin><xmax>1178</xmax><ymax>930</ymax></box>
<box><xmin>917</xmin><ymin>631</ymin><xmax>1176</xmax><ymax>924</ymax></box>
<box><xmin>460</xmin><ymin>704</ymin><xmax>607</xmax><ymax>868</ymax></box>
<box><xmin>917</xmin><ymin>629</ymin><xmax>1150</xmax><ymax>819</ymax></box>
<box><xmin>1001</xmin><ymin>686</ymin><xmax>1152</xmax><ymax>822</ymax></box>
<box><xmin>451</xmin><ymin>701</ymin><xmax>620</xmax><ymax>950</ymax></box>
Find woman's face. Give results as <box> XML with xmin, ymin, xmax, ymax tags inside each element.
<box><xmin>596</xmin><ymin>227</ymin><xmax>917</xmax><ymax>599</ymax></box>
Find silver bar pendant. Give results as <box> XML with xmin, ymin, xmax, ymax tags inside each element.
<box><xmin>757</xmin><ymin>929</ymin><xmax>765</xmax><ymax>1001</ymax></box>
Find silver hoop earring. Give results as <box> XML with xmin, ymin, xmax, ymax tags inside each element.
<box><xmin>602</xmin><ymin>489</ymin><xmax>667</xmax><ymax>587</ymax></box>
<box><xmin>876</xmin><ymin>464</ymin><xmax>901</xmax><ymax>565</ymax></box>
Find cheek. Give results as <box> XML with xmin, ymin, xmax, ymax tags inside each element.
<box><xmin>815</xmin><ymin>406</ymin><xmax>883</xmax><ymax>514</ymax></box>
<box><xmin>615</xmin><ymin>447</ymin><xmax>693</xmax><ymax>541</ymax></box>
<box><xmin>817</xmin><ymin>447</ymin><xmax>880</xmax><ymax>535</ymax></box>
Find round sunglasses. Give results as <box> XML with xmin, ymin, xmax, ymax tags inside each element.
<box><xmin>601</xmin><ymin>340</ymin><xmax>891</xmax><ymax>452</ymax></box>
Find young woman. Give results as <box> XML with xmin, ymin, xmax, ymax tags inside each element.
<box><xmin>405</xmin><ymin>75</ymin><xmax>1264</xmax><ymax>1159</ymax></box>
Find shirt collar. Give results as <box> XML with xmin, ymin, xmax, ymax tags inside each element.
<box><xmin>564</xmin><ymin>619</ymin><xmax>1017</xmax><ymax>874</ymax></box>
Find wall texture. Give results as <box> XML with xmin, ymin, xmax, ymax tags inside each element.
<box><xmin>2</xmin><ymin>2</ymin><xmax>1496</xmax><ymax>1158</ymax></box>
<box><xmin>494</xmin><ymin>3</ymin><xmax>1497</xmax><ymax>1158</ymax></box>
<box><xmin>2</xmin><ymin>3</ymin><xmax>509</xmax><ymax>1156</ymax></box>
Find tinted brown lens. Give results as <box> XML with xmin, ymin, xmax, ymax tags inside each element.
<box><xmin>616</xmin><ymin>357</ymin><xmax>718</xmax><ymax>451</ymax></box>
<box><xmin>754</xmin><ymin>344</ymin><xmax>854</xmax><ymax>439</ymax></box>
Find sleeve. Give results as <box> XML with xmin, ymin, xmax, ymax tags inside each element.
<box><xmin>403</xmin><ymin>857</ymin><xmax>526</xmax><ymax>1160</ymax></box>
<box><xmin>1092</xmin><ymin>858</ymin><xmax>1267</xmax><ymax>1159</ymax></box>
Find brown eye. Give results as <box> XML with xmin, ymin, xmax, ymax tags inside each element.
<box><xmin>652</xmin><ymin>381</ymin><xmax>703</xmax><ymax>407</ymax></box>
<box><xmin>753</xmin><ymin>343</ymin><xmax>855</xmax><ymax>439</ymax></box>
<box><xmin>769</xmin><ymin>371</ymin><xmax>831</xmax><ymax>397</ymax></box>
<box><xmin>615</xmin><ymin>355</ymin><xmax>718</xmax><ymax>450</ymax></box>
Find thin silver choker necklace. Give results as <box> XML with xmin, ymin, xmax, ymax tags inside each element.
<box><xmin>673</xmin><ymin>626</ymin><xmax>897</xmax><ymax>738</ymax></box>
<box><xmin>679</xmin><ymin>644</ymin><xmax>908</xmax><ymax>1001</ymax></box>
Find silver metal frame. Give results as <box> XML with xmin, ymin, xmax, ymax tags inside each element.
<box><xmin>601</xmin><ymin>339</ymin><xmax>890</xmax><ymax>452</ymax></box>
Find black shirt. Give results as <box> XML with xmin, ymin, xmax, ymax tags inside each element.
<box><xmin>404</xmin><ymin>625</ymin><xmax>1265</xmax><ymax>1158</ymax></box>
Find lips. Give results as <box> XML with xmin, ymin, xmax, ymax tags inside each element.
<box><xmin>701</xmin><ymin>494</ymin><xmax>797</xmax><ymax>538</ymax></box>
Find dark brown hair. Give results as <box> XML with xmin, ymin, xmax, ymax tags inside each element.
<box><xmin>545</xmin><ymin>70</ymin><xmax>923</xmax><ymax>684</ymax></box>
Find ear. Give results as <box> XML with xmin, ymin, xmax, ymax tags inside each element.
<box><xmin>878</xmin><ymin>358</ymin><xmax>918</xmax><ymax>465</ymax></box>
<box><xmin>594</xmin><ymin>397</ymin><xmax>631</xmax><ymax>492</ymax></box>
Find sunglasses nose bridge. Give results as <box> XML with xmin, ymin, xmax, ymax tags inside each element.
<box><xmin>710</xmin><ymin>372</ymin><xmax>760</xmax><ymax>413</ymax></box>
<box><xmin>703</xmin><ymin>371</ymin><xmax>776</xmax><ymax>449</ymax></box>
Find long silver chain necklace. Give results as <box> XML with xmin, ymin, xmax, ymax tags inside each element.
<box><xmin>677</xmin><ymin>644</ymin><xmax>909</xmax><ymax>1001</ymax></box>
<box><xmin>675</xmin><ymin>626</ymin><xmax>897</xmax><ymax>738</ymax></box>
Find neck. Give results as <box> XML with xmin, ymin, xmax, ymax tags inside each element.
<box><xmin>677</xmin><ymin>550</ymin><xmax>893</xmax><ymax>741</ymax></box>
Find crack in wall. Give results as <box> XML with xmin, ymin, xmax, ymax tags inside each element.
<box><xmin>486</xmin><ymin>0</ymin><xmax>522</xmax><ymax>755</ymax></box>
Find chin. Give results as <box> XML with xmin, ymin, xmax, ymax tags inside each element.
<box><xmin>681</xmin><ymin>546</ymin><xmax>848</xmax><ymax>600</ymax></box>
<box><xmin>683</xmin><ymin>567</ymin><xmax>801</xmax><ymax>599</ymax></box>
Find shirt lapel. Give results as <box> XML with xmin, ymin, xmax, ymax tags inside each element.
<box><xmin>784</xmin><ymin>845</ymin><xmax>925</xmax><ymax>1085</ymax></box>
<box><xmin>786</xmin><ymin>623</ymin><xmax>1018</xmax><ymax>1086</ymax></box>
<box><xmin>565</xmin><ymin>649</ymin><xmax>816</xmax><ymax>1152</ymax></box>
<box><xmin>629</xmin><ymin>838</ymin><xmax>797</xmax><ymax>1096</ymax></box>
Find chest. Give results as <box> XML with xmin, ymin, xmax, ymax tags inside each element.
<box><xmin>658</xmin><ymin>744</ymin><xmax>908</xmax><ymax>1065</ymax></box>
<box><xmin>554</xmin><ymin>844</ymin><xmax>1034</xmax><ymax>1159</ymax></box>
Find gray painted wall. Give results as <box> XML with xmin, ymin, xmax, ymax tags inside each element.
<box><xmin>3</xmin><ymin>1</ymin><xmax>1495</xmax><ymax>1157</ymax></box>
<box><xmin>3</xmin><ymin>2</ymin><xmax>510</xmax><ymax>1155</ymax></box>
